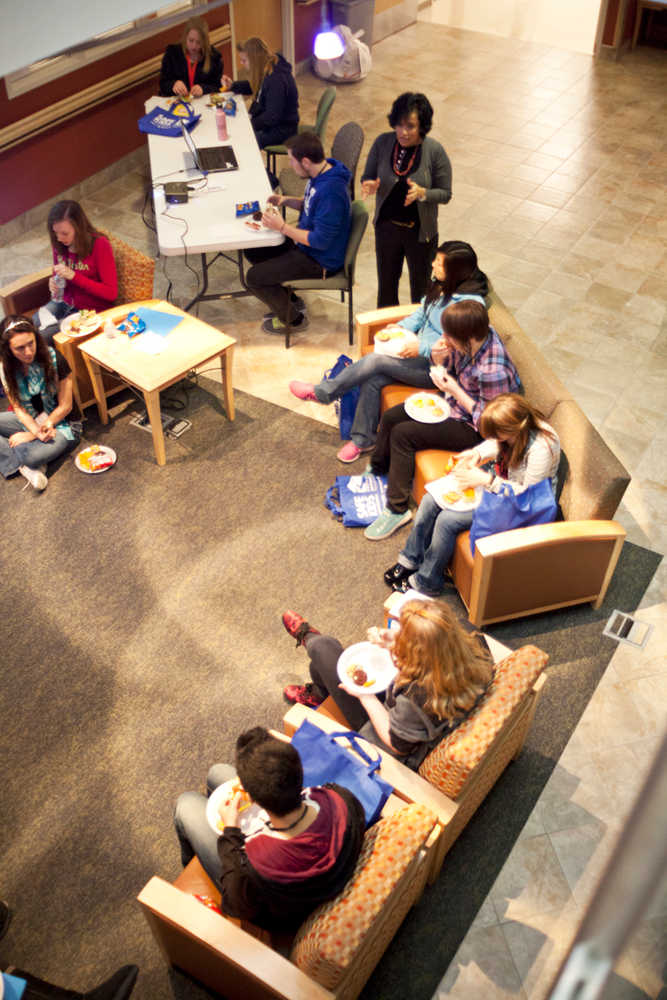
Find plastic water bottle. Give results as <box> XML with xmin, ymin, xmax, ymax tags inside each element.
<box><xmin>215</xmin><ymin>107</ymin><xmax>228</xmax><ymax>141</ymax></box>
<box><xmin>53</xmin><ymin>273</ymin><xmax>66</xmax><ymax>302</ymax></box>
<box><xmin>104</xmin><ymin>318</ymin><xmax>117</xmax><ymax>340</ymax></box>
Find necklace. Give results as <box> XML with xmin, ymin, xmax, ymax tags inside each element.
<box><xmin>265</xmin><ymin>803</ymin><xmax>307</xmax><ymax>832</ymax></box>
<box><xmin>392</xmin><ymin>141</ymin><xmax>419</xmax><ymax>177</ymax></box>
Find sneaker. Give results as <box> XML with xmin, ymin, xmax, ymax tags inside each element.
<box><xmin>384</xmin><ymin>562</ymin><xmax>414</xmax><ymax>587</ymax></box>
<box><xmin>19</xmin><ymin>464</ymin><xmax>47</xmax><ymax>491</ymax></box>
<box><xmin>289</xmin><ymin>380</ymin><xmax>319</xmax><ymax>402</ymax></box>
<box><xmin>282</xmin><ymin>610</ymin><xmax>320</xmax><ymax>647</ymax></box>
<box><xmin>262</xmin><ymin>313</ymin><xmax>309</xmax><ymax>335</ymax></box>
<box><xmin>283</xmin><ymin>682</ymin><xmax>325</xmax><ymax>708</ymax></box>
<box><xmin>364</xmin><ymin>508</ymin><xmax>413</xmax><ymax>541</ymax></box>
<box><xmin>264</xmin><ymin>296</ymin><xmax>305</xmax><ymax>320</ymax></box>
<box><xmin>337</xmin><ymin>441</ymin><xmax>374</xmax><ymax>463</ymax></box>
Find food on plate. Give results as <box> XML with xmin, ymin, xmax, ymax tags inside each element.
<box><xmin>245</xmin><ymin>220</ymin><xmax>262</xmax><ymax>231</ymax></box>
<box><xmin>216</xmin><ymin>780</ymin><xmax>252</xmax><ymax>831</ymax></box>
<box><xmin>67</xmin><ymin>310</ymin><xmax>98</xmax><ymax>334</ymax></box>
<box><xmin>77</xmin><ymin>446</ymin><xmax>113</xmax><ymax>472</ymax></box>
<box><xmin>413</xmin><ymin>395</ymin><xmax>444</xmax><ymax>417</ymax></box>
<box><xmin>375</xmin><ymin>327</ymin><xmax>404</xmax><ymax>343</ymax></box>
<box><xmin>443</xmin><ymin>487</ymin><xmax>476</xmax><ymax>504</ymax></box>
<box><xmin>346</xmin><ymin>663</ymin><xmax>373</xmax><ymax>687</ymax></box>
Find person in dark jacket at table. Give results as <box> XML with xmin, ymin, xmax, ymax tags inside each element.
<box><xmin>159</xmin><ymin>16</ymin><xmax>223</xmax><ymax>98</ymax></box>
<box><xmin>174</xmin><ymin>727</ymin><xmax>365</xmax><ymax>931</ymax></box>
<box><xmin>221</xmin><ymin>37</ymin><xmax>299</xmax><ymax>149</ymax></box>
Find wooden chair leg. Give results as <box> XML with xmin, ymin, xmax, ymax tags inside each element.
<box><xmin>284</xmin><ymin>286</ymin><xmax>292</xmax><ymax>349</ymax></box>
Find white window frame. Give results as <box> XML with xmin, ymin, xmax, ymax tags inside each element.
<box><xmin>5</xmin><ymin>1</ymin><xmax>197</xmax><ymax>99</ymax></box>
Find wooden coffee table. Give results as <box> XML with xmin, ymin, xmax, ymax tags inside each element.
<box><xmin>79</xmin><ymin>300</ymin><xmax>235</xmax><ymax>466</ymax></box>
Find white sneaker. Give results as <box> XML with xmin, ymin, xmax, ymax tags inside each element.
<box><xmin>19</xmin><ymin>464</ymin><xmax>48</xmax><ymax>491</ymax></box>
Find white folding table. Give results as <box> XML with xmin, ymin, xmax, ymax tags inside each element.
<box><xmin>145</xmin><ymin>95</ymin><xmax>284</xmax><ymax>310</ymax></box>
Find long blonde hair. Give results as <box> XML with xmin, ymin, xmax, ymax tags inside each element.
<box><xmin>479</xmin><ymin>393</ymin><xmax>556</xmax><ymax>471</ymax></box>
<box><xmin>181</xmin><ymin>16</ymin><xmax>212</xmax><ymax>74</ymax></box>
<box><xmin>392</xmin><ymin>600</ymin><xmax>492</xmax><ymax>721</ymax></box>
<box><xmin>237</xmin><ymin>36</ymin><xmax>278</xmax><ymax>96</ymax></box>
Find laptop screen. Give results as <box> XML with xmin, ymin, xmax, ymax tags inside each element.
<box><xmin>181</xmin><ymin>122</ymin><xmax>201</xmax><ymax>170</ymax></box>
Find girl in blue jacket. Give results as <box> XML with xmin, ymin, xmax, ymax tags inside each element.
<box><xmin>288</xmin><ymin>241</ymin><xmax>488</xmax><ymax>463</ymax></box>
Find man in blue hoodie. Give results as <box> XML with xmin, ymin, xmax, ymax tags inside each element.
<box><xmin>245</xmin><ymin>132</ymin><xmax>352</xmax><ymax>335</ymax></box>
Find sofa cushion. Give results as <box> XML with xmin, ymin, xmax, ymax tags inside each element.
<box><xmin>418</xmin><ymin>646</ymin><xmax>548</xmax><ymax>798</ymax></box>
<box><xmin>290</xmin><ymin>803</ymin><xmax>435</xmax><ymax>989</ymax></box>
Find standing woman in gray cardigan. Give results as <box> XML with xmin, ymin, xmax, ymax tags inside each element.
<box><xmin>361</xmin><ymin>92</ymin><xmax>452</xmax><ymax>308</ymax></box>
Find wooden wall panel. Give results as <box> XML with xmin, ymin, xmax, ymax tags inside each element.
<box><xmin>231</xmin><ymin>0</ymin><xmax>283</xmax><ymax>55</ymax></box>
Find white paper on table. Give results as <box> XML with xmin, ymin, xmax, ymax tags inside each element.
<box><xmin>133</xmin><ymin>331</ymin><xmax>165</xmax><ymax>355</ymax></box>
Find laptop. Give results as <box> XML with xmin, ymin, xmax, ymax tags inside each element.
<box><xmin>181</xmin><ymin>122</ymin><xmax>238</xmax><ymax>174</ymax></box>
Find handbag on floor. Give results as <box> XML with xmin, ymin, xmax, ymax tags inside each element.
<box><xmin>469</xmin><ymin>478</ymin><xmax>558</xmax><ymax>554</ymax></box>
<box><xmin>325</xmin><ymin>472</ymin><xmax>388</xmax><ymax>527</ymax></box>
<box><xmin>291</xmin><ymin>718</ymin><xmax>393</xmax><ymax>826</ymax></box>
<box><xmin>322</xmin><ymin>354</ymin><xmax>360</xmax><ymax>441</ymax></box>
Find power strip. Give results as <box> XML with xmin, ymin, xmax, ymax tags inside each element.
<box><xmin>129</xmin><ymin>411</ymin><xmax>192</xmax><ymax>438</ymax></box>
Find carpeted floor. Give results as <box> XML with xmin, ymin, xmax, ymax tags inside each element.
<box><xmin>1</xmin><ymin>381</ymin><xmax>660</xmax><ymax>1000</ymax></box>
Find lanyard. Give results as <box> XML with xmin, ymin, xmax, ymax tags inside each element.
<box><xmin>186</xmin><ymin>58</ymin><xmax>197</xmax><ymax>91</ymax></box>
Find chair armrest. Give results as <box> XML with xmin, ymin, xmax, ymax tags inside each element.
<box><xmin>138</xmin><ymin>877</ymin><xmax>334</xmax><ymax>1000</ymax></box>
<box><xmin>466</xmin><ymin>520</ymin><xmax>627</xmax><ymax>626</ymax></box>
<box><xmin>0</xmin><ymin>267</ymin><xmax>52</xmax><ymax>316</ymax></box>
<box><xmin>283</xmin><ymin>704</ymin><xmax>458</xmax><ymax>828</ymax></box>
<box><xmin>356</xmin><ymin>304</ymin><xmax>419</xmax><ymax>355</ymax></box>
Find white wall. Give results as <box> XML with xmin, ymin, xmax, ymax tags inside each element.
<box><xmin>427</xmin><ymin>0</ymin><xmax>602</xmax><ymax>54</ymax></box>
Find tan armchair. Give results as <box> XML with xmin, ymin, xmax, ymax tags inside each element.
<box><xmin>138</xmin><ymin>800</ymin><xmax>438</xmax><ymax>1000</ymax></box>
<box><xmin>355</xmin><ymin>295</ymin><xmax>629</xmax><ymax>626</ymax></box>
<box><xmin>0</xmin><ymin>231</ymin><xmax>155</xmax><ymax>317</ymax></box>
<box><xmin>285</xmin><ymin>641</ymin><xmax>548</xmax><ymax>882</ymax></box>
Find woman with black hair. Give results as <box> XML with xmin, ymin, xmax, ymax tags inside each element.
<box><xmin>0</xmin><ymin>316</ymin><xmax>78</xmax><ymax>491</ymax></box>
<box><xmin>289</xmin><ymin>241</ymin><xmax>488</xmax><ymax>462</ymax></box>
<box><xmin>361</xmin><ymin>92</ymin><xmax>452</xmax><ymax>308</ymax></box>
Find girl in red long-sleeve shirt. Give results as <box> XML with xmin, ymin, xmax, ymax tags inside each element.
<box><xmin>38</xmin><ymin>200</ymin><xmax>118</xmax><ymax>343</ymax></box>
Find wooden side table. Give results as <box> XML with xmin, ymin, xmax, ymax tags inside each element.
<box><xmin>53</xmin><ymin>326</ymin><xmax>125</xmax><ymax>418</ymax></box>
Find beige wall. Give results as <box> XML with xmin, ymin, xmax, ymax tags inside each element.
<box><xmin>231</xmin><ymin>0</ymin><xmax>283</xmax><ymax>59</ymax></box>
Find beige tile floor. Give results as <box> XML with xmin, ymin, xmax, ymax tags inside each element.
<box><xmin>1</xmin><ymin>19</ymin><xmax>666</xmax><ymax>999</ymax></box>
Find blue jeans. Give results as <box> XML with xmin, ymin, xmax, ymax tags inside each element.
<box><xmin>33</xmin><ymin>300</ymin><xmax>77</xmax><ymax>346</ymax></box>
<box><xmin>174</xmin><ymin>763</ymin><xmax>236</xmax><ymax>881</ymax></box>
<box><xmin>399</xmin><ymin>493</ymin><xmax>474</xmax><ymax>595</ymax></box>
<box><xmin>0</xmin><ymin>412</ymin><xmax>71</xmax><ymax>479</ymax></box>
<box><xmin>314</xmin><ymin>353</ymin><xmax>435</xmax><ymax>448</ymax></box>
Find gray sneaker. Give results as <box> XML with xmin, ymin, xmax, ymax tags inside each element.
<box><xmin>263</xmin><ymin>296</ymin><xmax>306</xmax><ymax>320</ymax></box>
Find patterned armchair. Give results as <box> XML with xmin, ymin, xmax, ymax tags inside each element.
<box><xmin>354</xmin><ymin>294</ymin><xmax>628</xmax><ymax>626</ymax></box>
<box><xmin>284</xmin><ymin>641</ymin><xmax>548</xmax><ymax>881</ymax></box>
<box><xmin>138</xmin><ymin>790</ymin><xmax>437</xmax><ymax>999</ymax></box>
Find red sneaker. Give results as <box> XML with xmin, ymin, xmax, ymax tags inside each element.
<box><xmin>282</xmin><ymin>610</ymin><xmax>320</xmax><ymax>647</ymax></box>
<box><xmin>283</xmin><ymin>683</ymin><xmax>325</xmax><ymax>707</ymax></box>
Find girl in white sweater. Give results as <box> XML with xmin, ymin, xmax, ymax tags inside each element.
<box><xmin>385</xmin><ymin>393</ymin><xmax>561</xmax><ymax>595</ymax></box>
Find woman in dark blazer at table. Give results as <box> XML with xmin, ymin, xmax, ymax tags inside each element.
<box><xmin>159</xmin><ymin>16</ymin><xmax>223</xmax><ymax>98</ymax></box>
<box><xmin>361</xmin><ymin>92</ymin><xmax>452</xmax><ymax>309</ymax></box>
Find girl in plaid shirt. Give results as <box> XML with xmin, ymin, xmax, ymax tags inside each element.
<box><xmin>365</xmin><ymin>300</ymin><xmax>520</xmax><ymax>540</ymax></box>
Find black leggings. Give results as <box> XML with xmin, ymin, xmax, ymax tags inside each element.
<box><xmin>371</xmin><ymin>404</ymin><xmax>483</xmax><ymax>513</ymax></box>
<box><xmin>307</xmin><ymin>635</ymin><xmax>369</xmax><ymax>732</ymax></box>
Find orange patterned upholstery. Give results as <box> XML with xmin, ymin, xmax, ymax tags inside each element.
<box><xmin>418</xmin><ymin>646</ymin><xmax>548</xmax><ymax>798</ymax></box>
<box><xmin>101</xmin><ymin>231</ymin><xmax>155</xmax><ymax>304</ymax></box>
<box><xmin>290</xmin><ymin>804</ymin><xmax>436</xmax><ymax>989</ymax></box>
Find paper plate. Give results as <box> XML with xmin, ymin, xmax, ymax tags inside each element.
<box><xmin>75</xmin><ymin>445</ymin><xmax>116</xmax><ymax>474</ymax></box>
<box><xmin>337</xmin><ymin>641</ymin><xmax>397</xmax><ymax>695</ymax></box>
<box><xmin>425</xmin><ymin>472</ymin><xmax>483</xmax><ymax>511</ymax></box>
<box><xmin>206</xmin><ymin>779</ymin><xmax>265</xmax><ymax>836</ymax></box>
<box><xmin>404</xmin><ymin>392</ymin><xmax>450</xmax><ymax>424</ymax></box>
<box><xmin>373</xmin><ymin>326</ymin><xmax>418</xmax><ymax>357</ymax></box>
<box><xmin>60</xmin><ymin>311</ymin><xmax>102</xmax><ymax>337</ymax></box>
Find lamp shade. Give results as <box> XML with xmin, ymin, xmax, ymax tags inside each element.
<box><xmin>314</xmin><ymin>29</ymin><xmax>344</xmax><ymax>59</ymax></box>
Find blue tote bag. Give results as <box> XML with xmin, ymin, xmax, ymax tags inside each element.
<box><xmin>138</xmin><ymin>105</ymin><xmax>200</xmax><ymax>137</ymax></box>
<box><xmin>325</xmin><ymin>473</ymin><xmax>388</xmax><ymax>527</ymax></box>
<box><xmin>291</xmin><ymin>718</ymin><xmax>393</xmax><ymax>827</ymax></box>
<box><xmin>322</xmin><ymin>354</ymin><xmax>360</xmax><ymax>441</ymax></box>
<box><xmin>469</xmin><ymin>478</ymin><xmax>557</xmax><ymax>555</ymax></box>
